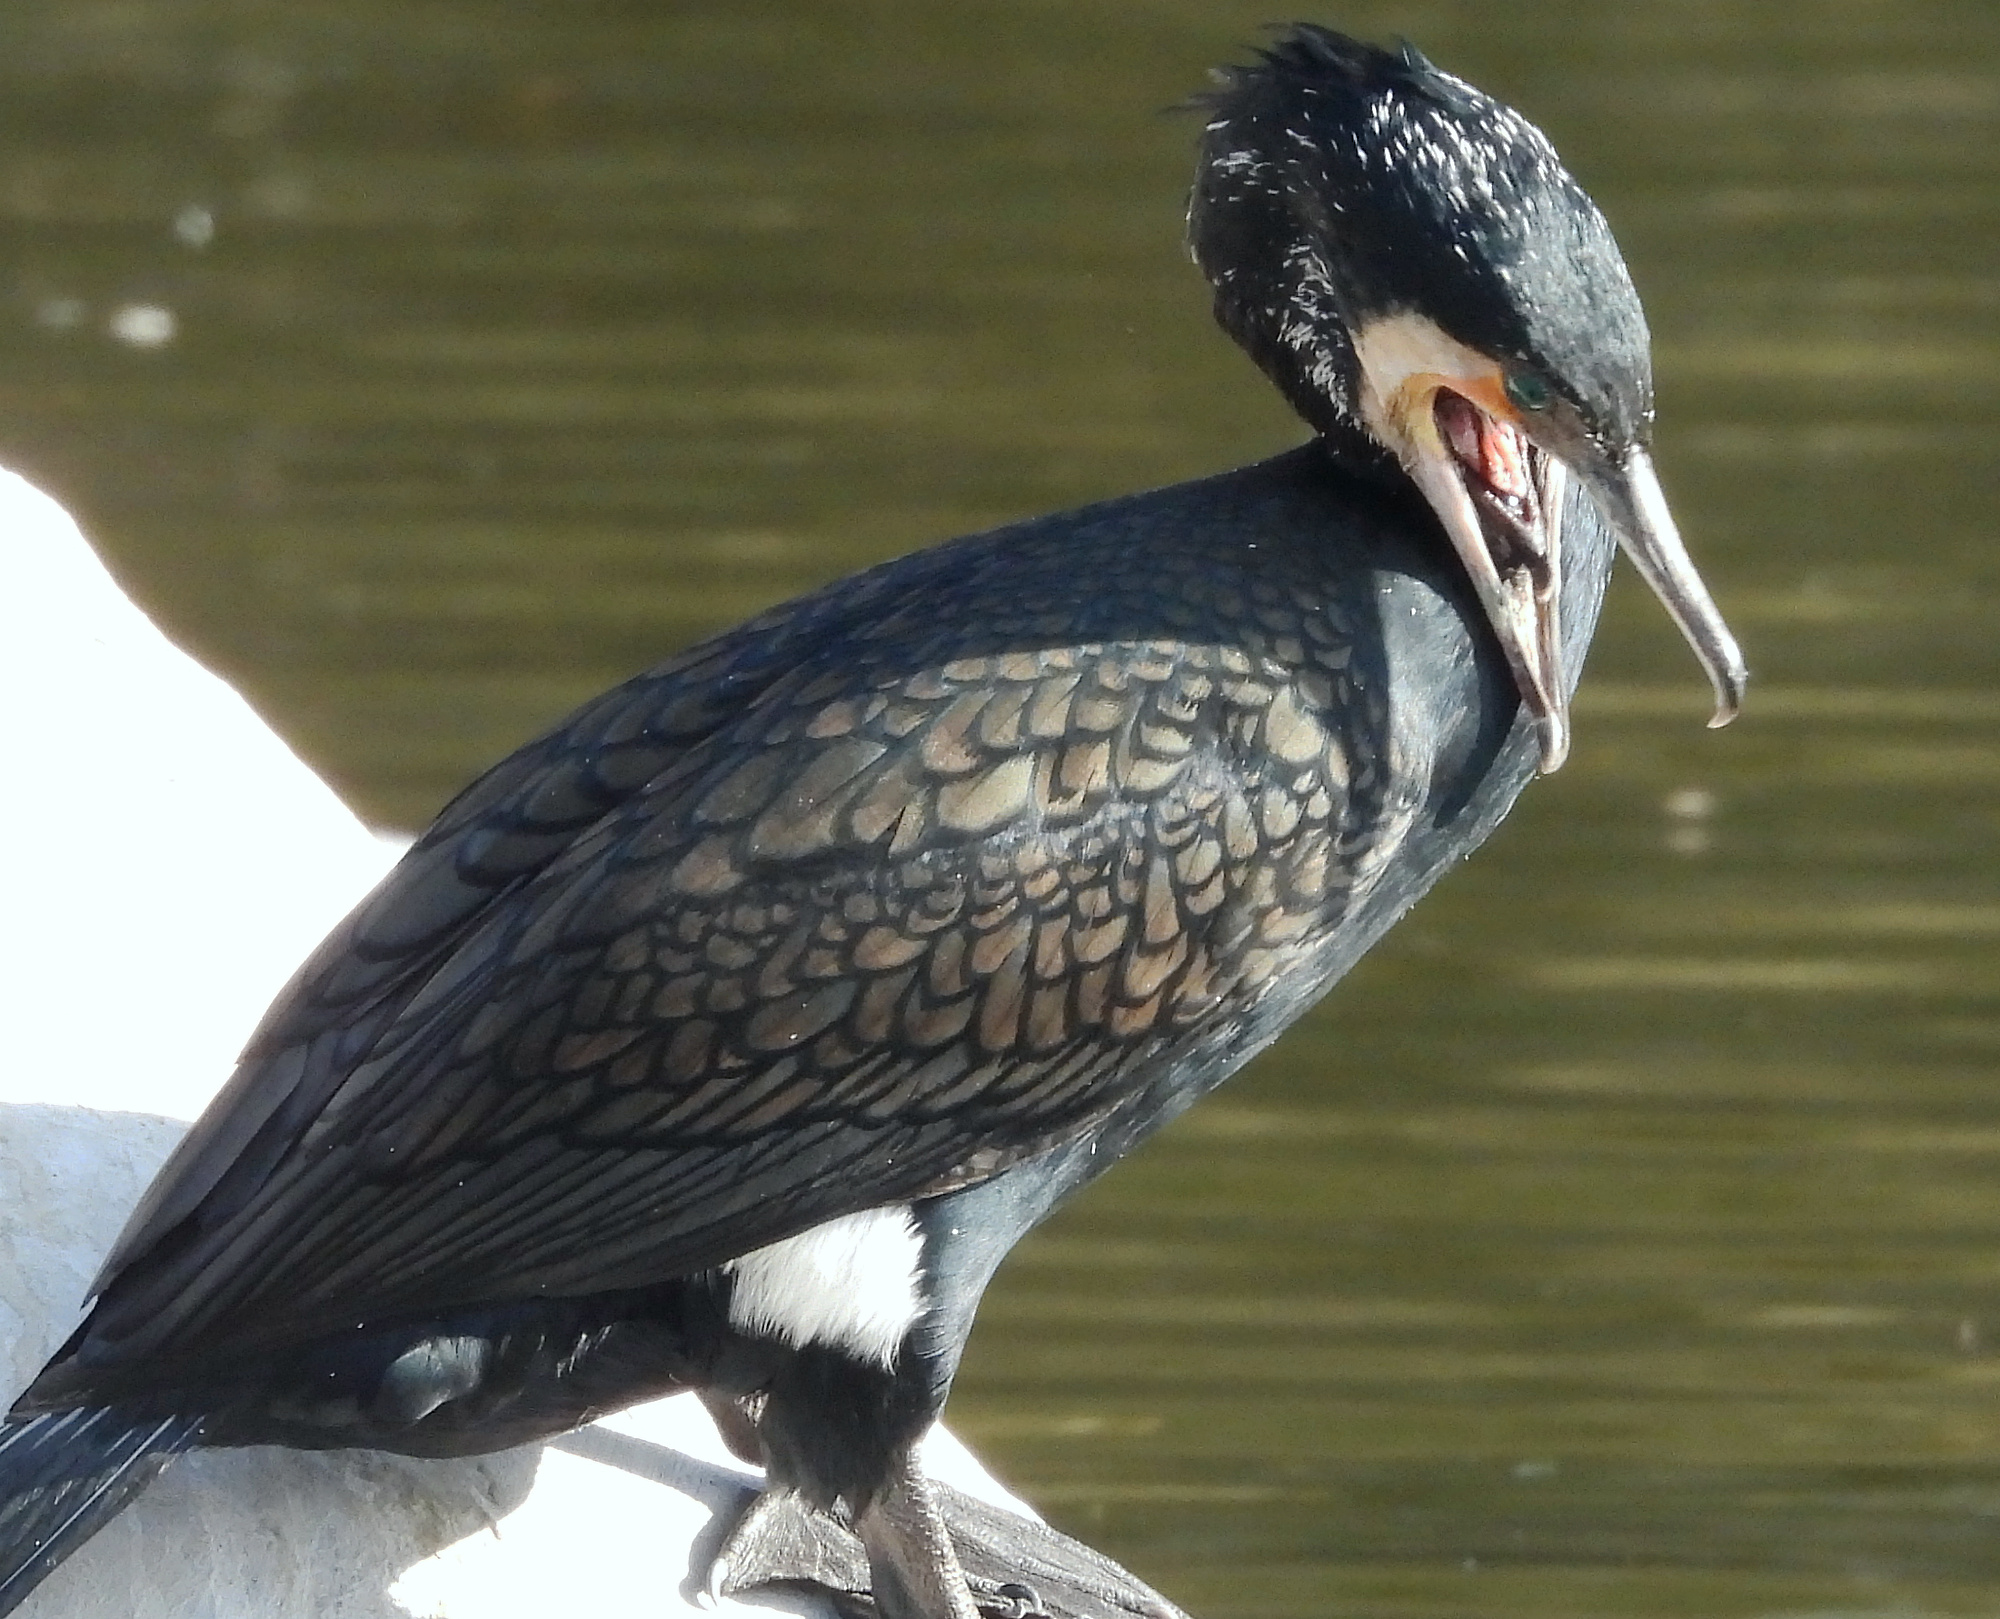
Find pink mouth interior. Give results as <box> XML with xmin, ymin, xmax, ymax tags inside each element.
<box><xmin>1434</xmin><ymin>389</ymin><xmax>1547</xmax><ymax>582</ymax></box>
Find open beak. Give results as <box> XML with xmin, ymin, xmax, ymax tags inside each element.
<box><xmin>1572</xmin><ymin>445</ymin><xmax>1748</xmax><ymax>738</ymax></box>
<box><xmin>1398</xmin><ymin>386</ymin><xmax>1578</xmax><ymax>770</ymax></box>
<box><xmin>1367</xmin><ymin>360</ymin><xmax>1746</xmax><ymax>774</ymax></box>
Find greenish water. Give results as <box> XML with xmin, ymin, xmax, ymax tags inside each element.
<box><xmin>2</xmin><ymin>3</ymin><xmax>1998</xmax><ymax>1615</ymax></box>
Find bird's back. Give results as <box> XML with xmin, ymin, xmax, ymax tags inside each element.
<box><xmin>31</xmin><ymin>442</ymin><xmax>1566</xmax><ymax>1409</ymax></box>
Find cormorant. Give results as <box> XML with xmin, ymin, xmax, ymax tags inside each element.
<box><xmin>0</xmin><ymin>26</ymin><xmax>1744</xmax><ymax>1619</ymax></box>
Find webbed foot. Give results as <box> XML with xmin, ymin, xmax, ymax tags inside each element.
<box><xmin>708</xmin><ymin>1477</ymin><xmax>1190</xmax><ymax>1619</ymax></box>
<box><xmin>707</xmin><ymin>1485</ymin><xmax>862</xmax><ymax>1604</ymax></box>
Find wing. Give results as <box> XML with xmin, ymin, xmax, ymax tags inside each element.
<box><xmin>84</xmin><ymin>525</ymin><xmax>1383</xmax><ymax>1362</ymax></box>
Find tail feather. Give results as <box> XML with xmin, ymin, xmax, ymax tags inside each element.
<box><xmin>0</xmin><ymin>1407</ymin><xmax>200</xmax><ymax>1617</ymax></box>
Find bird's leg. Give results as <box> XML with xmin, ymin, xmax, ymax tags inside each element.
<box><xmin>699</xmin><ymin>1384</ymin><xmax>868</xmax><ymax>1608</ymax></box>
<box><xmin>922</xmin><ymin>1480</ymin><xmax>1187</xmax><ymax>1619</ymax></box>
<box><xmin>702</xmin><ymin>1363</ymin><xmax>1186</xmax><ymax>1619</ymax></box>
<box><xmin>708</xmin><ymin>1471</ymin><xmax>1192</xmax><ymax>1619</ymax></box>
<box><xmin>854</xmin><ymin>1451</ymin><xmax>981</xmax><ymax>1619</ymax></box>
<box><xmin>705</xmin><ymin>1448</ymin><xmax>980</xmax><ymax>1619</ymax></box>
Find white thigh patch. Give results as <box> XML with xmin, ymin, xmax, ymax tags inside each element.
<box><xmin>723</xmin><ymin>1206</ymin><xmax>924</xmax><ymax>1368</ymax></box>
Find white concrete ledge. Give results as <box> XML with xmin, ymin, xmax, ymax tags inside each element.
<box><xmin>0</xmin><ymin>469</ymin><xmax>1026</xmax><ymax>1617</ymax></box>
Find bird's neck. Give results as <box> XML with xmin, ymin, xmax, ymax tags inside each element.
<box><xmin>1190</xmin><ymin>152</ymin><xmax>1403</xmax><ymax>484</ymax></box>
<box><xmin>1206</xmin><ymin>277</ymin><xmax>1402</xmax><ymax>483</ymax></box>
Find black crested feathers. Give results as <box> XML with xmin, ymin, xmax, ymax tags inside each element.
<box><xmin>1190</xmin><ymin>24</ymin><xmax>1653</xmax><ymax>454</ymax></box>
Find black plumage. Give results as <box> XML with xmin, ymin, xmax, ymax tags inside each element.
<box><xmin>1194</xmin><ymin>32</ymin><xmax>1650</xmax><ymax>467</ymax></box>
<box><xmin>0</xmin><ymin>26</ymin><xmax>1743</xmax><ymax>1619</ymax></box>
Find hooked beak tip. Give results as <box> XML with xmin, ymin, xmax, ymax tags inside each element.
<box><xmin>1536</xmin><ymin>711</ymin><xmax>1571</xmax><ymax>774</ymax></box>
<box><xmin>1702</xmin><ymin>633</ymin><xmax>1749</xmax><ymax>730</ymax></box>
<box><xmin>1594</xmin><ymin>447</ymin><xmax>1747</xmax><ymax>738</ymax></box>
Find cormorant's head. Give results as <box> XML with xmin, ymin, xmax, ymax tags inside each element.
<box><xmin>1190</xmin><ymin>25</ymin><xmax>1745</xmax><ymax>771</ymax></box>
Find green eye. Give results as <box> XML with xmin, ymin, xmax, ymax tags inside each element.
<box><xmin>1503</xmin><ymin>369</ymin><xmax>1552</xmax><ymax>412</ymax></box>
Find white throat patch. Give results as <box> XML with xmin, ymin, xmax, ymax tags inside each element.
<box><xmin>1352</xmin><ymin>309</ymin><xmax>1501</xmax><ymax>455</ymax></box>
<box><xmin>723</xmin><ymin>1206</ymin><xmax>925</xmax><ymax>1369</ymax></box>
